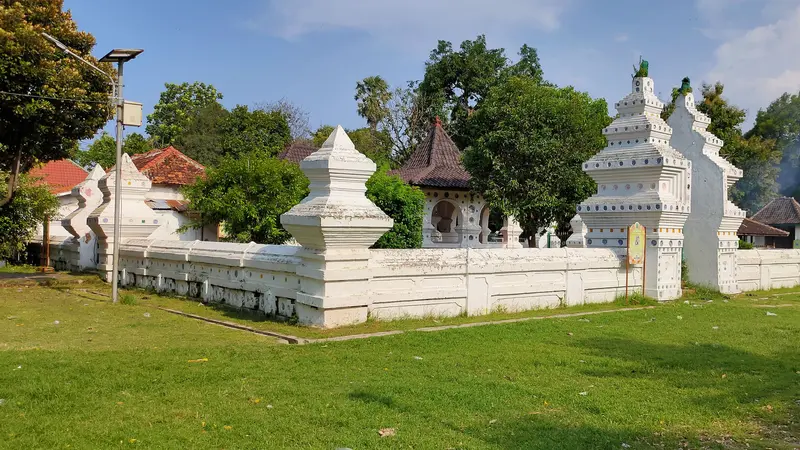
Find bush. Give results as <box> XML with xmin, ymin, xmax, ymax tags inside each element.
<box><xmin>120</xmin><ymin>294</ymin><xmax>137</xmax><ymax>305</ymax></box>
<box><xmin>738</xmin><ymin>240</ymin><xmax>754</xmax><ymax>249</ymax></box>
<box><xmin>0</xmin><ymin>174</ymin><xmax>59</xmax><ymax>259</ymax></box>
<box><xmin>182</xmin><ymin>155</ymin><xmax>308</xmax><ymax>244</ymax></box>
<box><xmin>366</xmin><ymin>170</ymin><xmax>425</xmax><ymax>249</ymax></box>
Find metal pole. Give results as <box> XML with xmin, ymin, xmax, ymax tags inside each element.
<box><xmin>642</xmin><ymin>231</ymin><xmax>647</xmax><ymax>298</ymax></box>
<box><xmin>111</xmin><ymin>62</ymin><xmax>124</xmax><ymax>303</ymax></box>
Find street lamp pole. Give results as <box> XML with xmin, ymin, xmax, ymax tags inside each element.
<box><xmin>42</xmin><ymin>33</ymin><xmax>142</xmax><ymax>304</ymax></box>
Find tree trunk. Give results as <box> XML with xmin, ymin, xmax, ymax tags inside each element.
<box><xmin>0</xmin><ymin>148</ymin><xmax>23</xmax><ymax>207</ymax></box>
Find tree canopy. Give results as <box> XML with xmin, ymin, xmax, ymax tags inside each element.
<box><xmin>355</xmin><ymin>76</ymin><xmax>391</xmax><ymax>131</ymax></box>
<box><xmin>146</xmin><ymin>82</ymin><xmax>223</xmax><ymax>147</ymax></box>
<box><xmin>747</xmin><ymin>91</ymin><xmax>800</xmax><ymax>199</ymax></box>
<box><xmin>182</xmin><ymin>155</ymin><xmax>308</xmax><ymax>244</ymax></box>
<box><xmin>0</xmin><ymin>0</ymin><xmax>113</xmax><ymax>205</ymax></box>
<box><xmin>463</xmin><ymin>77</ymin><xmax>611</xmax><ymax>244</ymax></box>
<box><xmin>74</xmin><ymin>132</ymin><xmax>153</xmax><ymax>169</ymax></box>
<box><xmin>418</xmin><ymin>35</ymin><xmax>545</xmax><ymax>148</ymax></box>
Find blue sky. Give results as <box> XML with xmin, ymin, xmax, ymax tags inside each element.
<box><xmin>65</xmin><ymin>0</ymin><xmax>800</xmax><ymax>141</ymax></box>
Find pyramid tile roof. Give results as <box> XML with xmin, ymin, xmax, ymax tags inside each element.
<box><xmin>120</xmin><ymin>146</ymin><xmax>205</xmax><ymax>186</ymax></box>
<box><xmin>751</xmin><ymin>197</ymin><xmax>800</xmax><ymax>225</ymax></box>
<box><xmin>390</xmin><ymin>119</ymin><xmax>471</xmax><ymax>189</ymax></box>
<box><xmin>28</xmin><ymin>159</ymin><xmax>88</xmax><ymax>195</ymax></box>
<box><xmin>737</xmin><ymin>217</ymin><xmax>790</xmax><ymax>237</ymax></box>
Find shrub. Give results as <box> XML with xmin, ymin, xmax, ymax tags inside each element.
<box><xmin>366</xmin><ymin>170</ymin><xmax>425</xmax><ymax>249</ymax></box>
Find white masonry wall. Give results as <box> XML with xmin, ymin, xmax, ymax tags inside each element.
<box><xmin>736</xmin><ymin>249</ymin><xmax>800</xmax><ymax>292</ymax></box>
<box><xmin>114</xmin><ymin>240</ymin><xmax>641</xmax><ymax>324</ymax></box>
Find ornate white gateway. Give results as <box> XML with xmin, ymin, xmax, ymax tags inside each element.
<box><xmin>578</xmin><ymin>62</ymin><xmax>691</xmax><ymax>300</ymax></box>
<box><xmin>668</xmin><ymin>78</ymin><xmax>745</xmax><ymax>293</ymax></box>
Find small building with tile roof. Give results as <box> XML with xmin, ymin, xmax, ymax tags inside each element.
<box><xmin>389</xmin><ymin>119</ymin><xmax>522</xmax><ymax>248</ymax></box>
<box><xmin>750</xmin><ymin>197</ymin><xmax>800</xmax><ymax>248</ymax></box>
<box><xmin>28</xmin><ymin>159</ymin><xmax>89</xmax><ymax>244</ymax></box>
<box><xmin>110</xmin><ymin>146</ymin><xmax>218</xmax><ymax>241</ymax></box>
<box><xmin>737</xmin><ymin>217</ymin><xmax>790</xmax><ymax>248</ymax></box>
<box><xmin>278</xmin><ymin>140</ymin><xmax>318</xmax><ymax>165</ymax></box>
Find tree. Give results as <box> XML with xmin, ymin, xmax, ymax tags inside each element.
<box><xmin>355</xmin><ymin>76</ymin><xmax>391</xmax><ymax>130</ymax></box>
<box><xmin>146</xmin><ymin>82</ymin><xmax>223</xmax><ymax>146</ymax></box>
<box><xmin>347</xmin><ymin>128</ymin><xmax>393</xmax><ymax>169</ymax></box>
<box><xmin>366</xmin><ymin>171</ymin><xmax>424</xmax><ymax>249</ymax></box>
<box><xmin>74</xmin><ymin>132</ymin><xmax>153</xmax><ymax>169</ymax></box>
<box><xmin>0</xmin><ymin>173</ymin><xmax>59</xmax><ymax>259</ymax></box>
<box><xmin>219</xmin><ymin>105</ymin><xmax>291</xmax><ymax>159</ymax></box>
<box><xmin>383</xmin><ymin>82</ymin><xmax>431</xmax><ymax>166</ymax></box>
<box><xmin>182</xmin><ymin>155</ymin><xmax>308</xmax><ymax>244</ymax></box>
<box><xmin>256</xmin><ymin>99</ymin><xmax>311</xmax><ymax>140</ymax></box>
<box><xmin>463</xmin><ymin>77</ymin><xmax>611</xmax><ymax>245</ymax></box>
<box><xmin>312</xmin><ymin>125</ymin><xmax>336</xmax><ymax>147</ymax></box>
<box><xmin>747</xmin><ymin>91</ymin><xmax>800</xmax><ymax>197</ymax></box>
<box><xmin>418</xmin><ymin>35</ymin><xmax>545</xmax><ymax>148</ymax></box>
<box><xmin>0</xmin><ymin>0</ymin><xmax>113</xmax><ymax>206</ymax></box>
<box><xmin>174</xmin><ymin>102</ymin><xmax>229</xmax><ymax>166</ymax></box>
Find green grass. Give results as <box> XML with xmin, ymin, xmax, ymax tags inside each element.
<box><xmin>0</xmin><ymin>264</ymin><xmax>37</xmax><ymax>274</ymax></box>
<box><xmin>1</xmin><ymin>284</ymin><xmax>798</xmax><ymax>449</ymax></box>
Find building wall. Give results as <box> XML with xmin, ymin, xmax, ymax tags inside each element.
<box><xmin>737</xmin><ymin>248</ymin><xmax>800</xmax><ymax>291</ymax></box>
<box><xmin>116</xmin><ymin>240</ymin><xmax>642</xmax><ymax>324</ymax></box>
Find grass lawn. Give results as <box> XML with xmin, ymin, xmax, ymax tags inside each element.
<box><xmin>0</xmin><ymin>282</ymin><xmax>799</xmax><ymax>449</ymax></box>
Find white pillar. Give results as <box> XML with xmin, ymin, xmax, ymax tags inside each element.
<box><xmin>62</xmin><ymin>164</ymin><xmax>105</xmax><ymax>271</ymax></box>
<box><xmin>88</xmin><ymin>154</ymin><xmax>160</xmax><ymax>282</ymax></box>
<box><xmin>579</xmin><ymin>72</ymin><xmax>691</xmax><ymax>301</ymax></box>
<box><xmin>281</xmin><ymin>126</ymin><xmax>393</xmax><ymax>328</ymax></box>
<box><xmin>669</xmin><ymin>88</ymin><xmax>745</xmax><ymax>293</ymax></box>
<box><xmin>566</xmin><ymin>214</ymin><xmax>588</xmax><ymax>248</ymax></box>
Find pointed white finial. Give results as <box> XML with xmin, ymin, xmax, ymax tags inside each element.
<box><xmin>86</xmin><ymin>164</ymin><xmax>105</xmax><ymax>180</ymax></box>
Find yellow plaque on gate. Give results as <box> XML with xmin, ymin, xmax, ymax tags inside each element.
<box><xmin>628</xmin><ymin>222</ymin><xmax>646</xmax><ymax>265</ymax></box>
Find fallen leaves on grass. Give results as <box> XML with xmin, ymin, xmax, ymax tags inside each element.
<box><xmin>250</xmin><ymin>398</ymin><xmax>261</xmax><ymax>404</ymax></box>
<box><xmin>378</xmin><ymin>428</ymin><xmax>395</xmax><ymax>437</ymax></box>
<box><xmin>223</xmin><ymin>425</ymin><xmax>232</xmax><ymax>430</ymax></box>
<box><xmin>188</xmin><ymin>358</ymin><xmax>208</xmax><ymax>363</ymax></box>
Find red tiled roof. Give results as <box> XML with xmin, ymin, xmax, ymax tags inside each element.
<box><xmin>278</xmin><ymin>141</ymin><xmax>318</xmax><ymax>164</ymax></box>
<box><xmin>28</xmin><ymin>159</ymin><xmax>88</xmax><ymax>195</ymax></box>
<box><xmin>751</xmin><ymin>197</ymin><xmax>800</xmax><ymax>225</ymax></box>
<box><xmin>737</xmin><ymin>217</ymin><xmax>790</xmax><ymax>237</ymax></box>
<box><xmin>389</xmin><ymin>120</ymin><xmax>471</xmax><ymax>189</ymax></box>
<box><xmin>124</xmin><ymin>146</ymin><xmax>205</xmax><ymax>186</ymax></box>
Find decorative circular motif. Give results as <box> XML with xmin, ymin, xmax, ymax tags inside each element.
<box><xmin>602</xmin><ymin>239</ymin><xmax>608</xmax><ymax>245</ymax></box>
<box><xmin>444</xmin><ymin>192</ymin><xmax>450</xmax><ymax>198</ymax></box>
<box><xmin>625</xmin><ymin>184</ymin><xmax>631</xmax><ymax>190</ymax></box>
<box><xmin>434</xmin><ymin>192</ymin><xmax>438</xmax><ymax>197</ymax></box>
<box><xmin>613</xmin><ymin>185</ymin><xmax>618</xmax><ymax>190</ymax></box>
<box><xmin>577</xmin><ymin>206</ymin><xmax>582</xmax><ymax>211</ymax></box>
<box><xmin>618</xmin><ymin>239</ymin><xmax>624</xmax><ymax>245</ymax></box>
<box><xmin>638</xmin><ymin>205</ymin><xmax>642</xmax><ymax>210</ymax></box>
<box><xmin>651</xmin><ymin>240</ymin><xmax>657</xmax><ymax>246</ymax></box>
<box><xmin>657</xmin><ymin>158</ymin><xmax>662</xmax><ymax>163</ymax></box>
<box><xmin>612</xmin><ymin>206</ymin><xmax>616</xmax><ymax>210</ymax></box>
<box><xmin>631</xmin><ymin>160</ymin><xmax>637</xmax><ymax>165</ymax></box>
<box><xmin>644</xmin><ymin>159</ymin><xmax>649</xmax><ymax>164</ymax></box>
<box><xmin>656</xmin><ymin>204</ymin><xmax>660</xmax><ymax>209</ymax></box>
<box><xmin>588</xmin><ymin>239</ymin><xmax>593</xmax><ymax>245</ymax></box>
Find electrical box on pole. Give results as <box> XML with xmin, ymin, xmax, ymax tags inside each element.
<box><xmin>122</xmin><ymin>101</ymin><xmax>143</xmax><ymax>127</ymax></box>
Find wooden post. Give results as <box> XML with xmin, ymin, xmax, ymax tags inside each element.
<box><xmin>642</xmin><ymin>233</ymin><xmax>647</xmax><ymax>298</ymax></box>
<box><xmin>625</xmin><ymin>226</ymin><xmax>630</xmax><ymax>301</ymax></box>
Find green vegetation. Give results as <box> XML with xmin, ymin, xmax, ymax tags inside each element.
<box><xmin>0</xmin><ymin>174</ymin><xmax>58</xmax><ymax>259</ymax></box>
<box><xmin>366</xmin><ymin>170</ymin><xmax>425</xmax><ymax>249</ymax></box>
<box><xmin>182</xmin><ymin>156</ymin><xmax>309</xmax><ymax>244</ymax></box>
<box><xmin>1</xmin><ymin>283</ymin><xmax>798</xmax><ymax>449</ymax></box>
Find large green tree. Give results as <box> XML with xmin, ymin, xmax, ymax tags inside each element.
<box><xmin>174</xmin><ymin>102</ymin><xmax>229</xmax><ymax>166</ymax></box>
<box><xmin>182</xmin><ymin>154</ymin><xmax>308</xmax><ymax>244</ymax></box>
<box><xmin>0</xmin><ymin>173</ymin><xmax>58</xmax><ymax>259</ymax></box>
<box><xmin>418</xmin><ymin>35</ymin><xmax>545</xmax><ymax>148</ymax></box>
<box><xmin>74</xmin><ymin>132</ymin><xmax>152</xmax><ymax>169</ymax></box>
<box><xmin>0</xmin><ymin>0</ymin><xmax>113</xmax><ymax>205</ymax></box>
<box><xmin>463</xmin><ymin>77</ymin><xmax>611</xmax><ymax>245</ymax></box>
<box><xmin>219</xmin><ymin>105</ymin><xmax>291</xmax><ymax>159</ymax></box>
<box><xmin>355</xmin><ymin>75</ymin><xmax>391</xmax><ymax>131</ymax></box>
<box><xmin>146</xmin><ymin>82</ymin><xmax>223</xmax><ymax>146</ymax></box>
<box><xmin>747</xmin><ymin>91</ymin><xmax>800</xmax><ymax>198</ymax></box>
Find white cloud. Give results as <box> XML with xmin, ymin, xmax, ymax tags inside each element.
<box><xmin>614</xmin><ymin>33</ymin><xmax>628</xmax><ymax>43</ymax></box>
<box><xmin>706</xmin><ymin>5</ymin><xmax>800</xmax><ymax>124</ymax></box>
<box><xmin>248</xmin><ymin>0</ymin><xmax>571</xmax><ymax>50</ymax></box>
